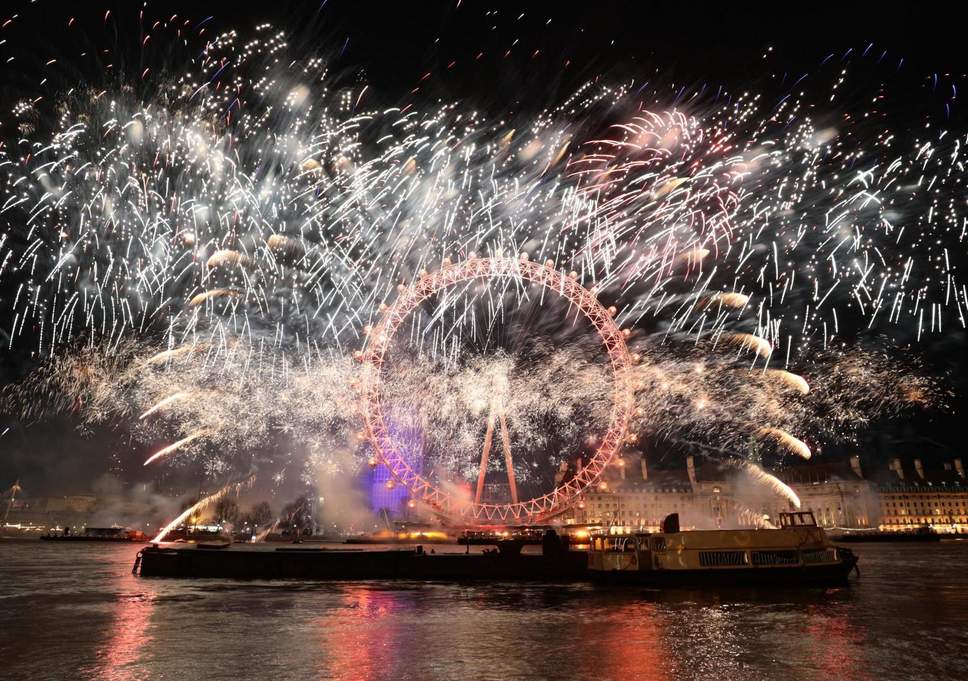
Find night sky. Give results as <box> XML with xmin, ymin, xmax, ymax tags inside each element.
<box><xmin>2</xmin><ymin>1</ymin><xmax>967</xmax><ymax>494</ymax></box>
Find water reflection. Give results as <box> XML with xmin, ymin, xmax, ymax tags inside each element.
<box><xmin>804</xmin><ymin>603</ymin><xmax>872</xmax><ymax>681</ymax></box>
<box><xmin>84</xmin><ymin>552</ymin><xmax>156</xmax><ymax>681</ymax></box>
<box><xmin>584</xmin><ymin>601</ymin><xmax>673</xmax><ymax>681</ymax></box>
<box><xmin>1</xmin><ymin>543</ymin><xmax>967</xmax><ymax>681</ymax></box>
<box><xmin>314</xmin><ymin>586</ymin><xmax>405</xmax><ymax>680</ymax></box>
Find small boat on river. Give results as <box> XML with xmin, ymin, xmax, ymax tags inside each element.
<box><xmin>41</xmin><ymin>526</ymin><xmax>148</xmax><ymax>542</ymax></box>
<box><xmin>587</xmin><ymin>511</ymin><xmax>858</xmax><ymax>586</ymax></box>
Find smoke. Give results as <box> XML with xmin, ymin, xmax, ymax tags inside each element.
<box><xmin>308</xmin><ymin>441</ymin><xmax>382</xmax><ymax>534</ymax></box>
<box><xmin>87</xmin><ymin>475</ymin><xmax>183</xmax><ymax>530</ymax></box>
<box><xmin>728</xmin><ymin>468</ymin><xmax>795</xmax><ymax>528</ymax></box>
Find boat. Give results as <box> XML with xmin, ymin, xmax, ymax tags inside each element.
<box><xmin>456</xmin><ymin>526</ymin><xmax>563</xmax><ymax>546</ymax></box>
<box><xmin>133</xmin><ymin>540</ymin><xmax>589</xmax><ymax>581</ymax></box>
<box><xmin>134</xmin><ymin>513</ymin><xmax>859</xmax><ymax>586</ymax></box>
<box><xmin>41</xmin><ymin>526</ymin><xmax>148</xmax><ymax>542</ymax></box>
<box><xmin>587</xmin><ymin>511</ymin><xmax>858</xmax><ymax>586</ymax></box>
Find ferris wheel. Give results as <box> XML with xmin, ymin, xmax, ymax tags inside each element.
<box><xmin>355</xmin><ymin>255</ymin><xmax>635</xmax><ymax>524</ymax></box>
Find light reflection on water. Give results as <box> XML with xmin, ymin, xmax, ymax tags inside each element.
<box><xmin>0</xmin><ymin>540</ymin><xmax>966</xmax><ymax>681</ymax></box>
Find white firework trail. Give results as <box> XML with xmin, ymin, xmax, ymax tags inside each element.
<box><xmin>0</xmin><ymin>12</ymin><xmax>956</xmax><ymax>519</ymax></box>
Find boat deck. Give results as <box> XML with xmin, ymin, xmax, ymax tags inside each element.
<box><xmin>135</xmin><ymin>544</ymin><xmax>590</xmax><ymax>581</ymax></box>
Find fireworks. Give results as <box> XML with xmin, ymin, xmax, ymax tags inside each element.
<box><xmin>143</xmin><ymin>429</ymin><xmax>209</xmax><ymax>466</ymax></box>
<box><xmin>0</xmin><ymin>8</ymin><xmax>958</xmax><ymax>524</ymax></box>
<box><xmin>151</xmin><ymin>472</ymin><xmax>256</xmax><ymax>543</ymax></box>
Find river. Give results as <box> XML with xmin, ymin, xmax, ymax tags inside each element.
<box><xmin>0</xmin><ymin>540</ymin><xmax>966</xmax><ymax>680</ymax></box>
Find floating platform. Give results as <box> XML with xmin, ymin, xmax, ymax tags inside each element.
<box><xmin>134</xmin><ymin>544</ymin><xmax>589</xmax><ymax>581</ymax></box>
<box><xmin>41</xmin><ymin>527</ymin><xmax>148</xmax><ymax>543</ymax></box>
<box><xmin>135</xmin><ymin>514</ymin><xmax>861</xmax><ymax>587</ymax></box>
<box><xmin>133</xmin><ymin>542</ymin><xmax>857</xmax><ymax>586</ymax></box>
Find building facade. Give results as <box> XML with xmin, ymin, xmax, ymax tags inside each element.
<box><xmin>874</xmin><ymin>458</ymin><xmax>968</xmax><ymax>533</ymax></box>
<box><xmin>563</xmin><ymin>454</ymin><xmax>968</xmax><ymax>533</ymax></box>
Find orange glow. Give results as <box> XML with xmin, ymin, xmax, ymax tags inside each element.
<box><xmin>96</xmin><ymin>548</ymin><xmax>155</xmax><ymax>679</ymax></box>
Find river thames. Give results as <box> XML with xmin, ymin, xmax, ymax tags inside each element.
<box><xmin>0</xmin><ymin>540</ymin><xmax>966</xmax><ymax>681</ymax></box>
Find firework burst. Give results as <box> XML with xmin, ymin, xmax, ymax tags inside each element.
<box><xmin>0</xmin><ymin>9</ymin><xmax>957</xmax><ymax>523</ymax></box>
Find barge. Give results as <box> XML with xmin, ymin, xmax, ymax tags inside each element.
<box><xmin>42</xmin><ymin>526</ymin><xmax>148</xmax><ymax>542</ymax></box>
<box><xmin>588</xmin><ymin>512</ymin><xmax>858</xmax><ymax>586</ymax></box>
<box><xmin>134</xmin><ymin>513</ymin><xmax>858</xmax><ymax>586</ymax></box>
<box><xmin>135</xmin><ymin>541</ymin><xmax>588</xmax><ymax>581</ymax></box>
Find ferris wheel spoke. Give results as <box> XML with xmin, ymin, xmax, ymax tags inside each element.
<box><xmin>357</xmin><ymin>255</ymin><xmax>635</xmax><ymax>524</ymax></box>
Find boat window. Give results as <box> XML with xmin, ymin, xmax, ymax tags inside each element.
<box><xmin>801</xmin><ymin>549</ymin><xmax>836</xmax><ymax>564</ymax></box>
<box><xmin>699</xmin><ymin>551</ymin><xmax>746</xmax><ymax>567</ymax></box>
<box><xmin>750</xmin><ymin>550</ymin><xmax>798</xmax><ymax>566</ymax></box>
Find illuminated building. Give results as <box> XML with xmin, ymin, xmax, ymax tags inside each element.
<box><xmin>566</xmin><ymin>455</ymin><xmax>879</xmax><ymax>530</ymax></box>
<box><xmin>771</xmin><ymin>457</ymin><xmax>878</xmax><ymax>529</ymax></box>
<box><xmin>566</xmin><ymin>456</ymin><xmax>765</xmax><ymax>530</ymax></box>
<box><xmin>874</xmin><ymin>458</ymin><xmax>968</xmax><ymax>533</ymax></box>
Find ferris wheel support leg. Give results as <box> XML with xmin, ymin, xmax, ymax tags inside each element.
<box><xmin>475</xmin><ymin>410</ymin><xmax>496</xmax><ymax>505</ymax></box>
<box><xmin>499</xmin><ymin>412</ymin><xmax>518</xmax><ymax>505</ymax></box>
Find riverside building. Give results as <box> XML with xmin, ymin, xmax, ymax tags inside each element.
<box><xmin>565</xmin><ymin>454</ymin><xmax>967</xmax><ymax>534</ymax></box>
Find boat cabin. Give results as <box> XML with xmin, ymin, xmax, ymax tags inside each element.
<box><xmin>587</xmin><ymin>511</ymin><xmax>853</xmax><ymax>581</ymax></box>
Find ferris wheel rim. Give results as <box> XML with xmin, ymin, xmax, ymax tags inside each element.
<box><xmin>356</xmin><ymin>255</ymin><xmax>635</xmax><ymax>524</ymax></box>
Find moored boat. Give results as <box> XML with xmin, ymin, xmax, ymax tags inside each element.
<box><xmin>587</xmin><ymin>511</ymin><xmax>858</xmax><ymax>586</ymax></box>
<box><xmin>133</xmin><ymin>512</ymin><xmax>858</xmax><ymax>586</ymax></box>
<box><xmin>41</xmin><ymin>526</ymin><xmax>148</xmax><ymax>542</ymax></box>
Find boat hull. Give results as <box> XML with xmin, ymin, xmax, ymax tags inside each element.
<box><xmin>136</xmin><ymin>545</ymin><xmax>589</xmax><ymax>581</ymax></box>
<box><xmin>590</xmin><ymin>555</ymin><xmax>858</xmax><ymax>587</ymax></box>
<box><xmin>135</xmin><ymin>544</ymin><xmax>857</xmax><ymax>587</ymax></box>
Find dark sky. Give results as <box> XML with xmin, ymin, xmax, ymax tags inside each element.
<box><xmin>2</xmin><ymin>2</ymin><xmax>966</xmax><ymax>109</ymax></box>
<box><xmin>2</xmin><ymin>1</ymin><xmax>967</xmax><ymax>493</ymax></box>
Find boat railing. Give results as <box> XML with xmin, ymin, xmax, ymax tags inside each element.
<box><xmin>778</xmin><ymin>511</ymin><xmax>818</xmax><ymax>528</ymax></box>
